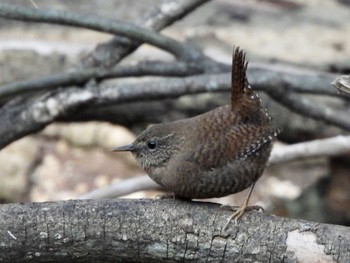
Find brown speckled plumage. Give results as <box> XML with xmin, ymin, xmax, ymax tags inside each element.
<box><xmin>113</xmin><ymin>47</ymin><xmax>278</xmax><ymax>210</ymax></box>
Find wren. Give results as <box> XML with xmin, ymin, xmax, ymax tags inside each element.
<box><xmin>113</xmin><ymin>47</ymin><xmax>279</xmax><ymax>228</ymax></box>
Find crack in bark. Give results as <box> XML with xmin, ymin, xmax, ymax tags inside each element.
<box><xmin>44</xmin><ymin>211</ymin><xmax>50</xmax><ymax>247</ymax></box>
<box><xmin>237</xmin><ymin>229</ymin><xmax>247</xmax><ymax>262</ymax></box>
<box><xmin>166</xmin><ymin>237</ymin><xmax>169</xmax><ymax>260</ymax></box>
<box><xmin>136</xmin><ymin>215</ymin><xmax>141</xmax><ymax>261</ymax></box>
<box><xmin>184</xmin><ymin>231</ymin><xmax>200</xmax><ymax>260</ymax></box>
<box><xmin>207</xmin><ymin>235</ymin><xmax>215</xmax><ymax>262</ymax></box>
<box><xmin>221</xmin><ymin>240</ymin><xmax>228</xmax><ymax>262</ymax></box>
<box><xmin>182</xmin><ymin>232</ymin><xmax>189</xmax><ymax>262</ymax></box>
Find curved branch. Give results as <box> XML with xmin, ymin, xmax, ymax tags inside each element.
<box><xmin>270</xmin><ymin>135</ymin><xmax>350</xmax><ymax>164</ymax></box>
<box><xmin>0</xmin><ymin>84</ymin><xmax>97</xmax><ymax>149</ymax></box>
<box><xmin>82</xmin><ymin>0</ymin><xmax>211</xmax><ymax>67</ymax></box>
<box><xmin>79</xmin><ymin>175</ymin><xmax>161</xmax><ymax>200</ymax></box>
<box><xmin>0</xmin><ymin>3</ymin><xmax>200</xmax><ymax>61</ymax></box>
<box><xmin>250</xmin><ymin>65</ymin><xmax>338</xmax><ymax>96</ymax></box>
<box><xmin>264</xmin><ymin>84</ymin><xmax>350</xmax><ymax>131</ymax></box>
<box><xmin>0</xmin><ymin>199</ymin><xmax>349</xmax><ymax>262</ymax></box>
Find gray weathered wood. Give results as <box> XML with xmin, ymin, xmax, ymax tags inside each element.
<box><xmin>0</xmin><ymin>199</ymin><xmax>349</xmax><ymax>262</ymax></box>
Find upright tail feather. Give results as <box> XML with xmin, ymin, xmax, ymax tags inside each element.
<box><xmin>231</xmin><ymin>46</ymin><xmax>270</xmax><ymax>124</ymax></box>
<box><xmin>231</xmin><ymin>47</ymin><xmax>249</xmax><ymax>111</ymax></box>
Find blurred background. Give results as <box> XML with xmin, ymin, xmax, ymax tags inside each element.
<box><xmin>0</xmin><ymin>0</ymin><xmax>349</xmax><ymax>226</ymax></box>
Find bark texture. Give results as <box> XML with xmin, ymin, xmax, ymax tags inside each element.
<box><xmin>0</xmin><ymin>199</ymin><xmax>349</xmax><ymax>262</ymax></box>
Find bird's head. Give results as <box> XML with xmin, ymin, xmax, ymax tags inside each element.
<box><xmin>112</xmin><ymin>124</ymin><xmax>180</xmax><ymax>173</ymax></box>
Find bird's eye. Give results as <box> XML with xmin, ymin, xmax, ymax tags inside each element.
<box><xmin>147</xmin><ymin>140</ymin><xmax>157</xmax><ymax>149</ymax></box>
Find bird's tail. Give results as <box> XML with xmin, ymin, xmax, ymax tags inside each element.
<box><xmin>231</xmin><ymin>47</ymin><xmax>269</xmax><ymax>123</ymax></box>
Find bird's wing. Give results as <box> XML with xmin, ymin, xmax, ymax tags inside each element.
<box><xmin>191</xmin><ymin>123</ymin><xmax>278</xmax><ymax>169</ymax></box>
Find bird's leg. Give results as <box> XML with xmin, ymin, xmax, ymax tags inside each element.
<box><xmin>223</xmin><ymin>182</ymin><xmax>259</xmax><ymax>230</ymax></box>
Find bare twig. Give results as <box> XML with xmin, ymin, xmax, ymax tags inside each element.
<box><xmin>332</xmin><ymin>74</ymin><xmax>350</xmax><ymax>95</ymax></box>
<box><xmin>0</xmin><ymin>3</ymin><xmax>200</xmax><ymax>61</ymax></box>
<box><xmin>79</xmin><ymin>175</ymin><xmax>161</xmax><ymax>199</ymax></box>
<box><xmin>269</xmin><ymin>135</ymin><xmax>350</xmax><ymax>164</ymax></box>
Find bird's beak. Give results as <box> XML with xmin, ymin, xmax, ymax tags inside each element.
<box><xmin>111</xmin><ymin>144</ymin><xmax>135</xmax><ymax>152</ymax></box>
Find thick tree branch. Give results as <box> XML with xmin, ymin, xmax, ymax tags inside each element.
<box><xmin>0</xmin><ymin>84</ymin><xmax>96</xmax><ymax>149</ymax></box>
<box><xmin>0</xmin><ymin>61</ymin><xmax>199</xmax><ymax>101</ymax></box>
<box><xmin>0</xmin><ymin>199</ymin><xmax>348</xmax><ymax>262</ymax></box>
<box><xmin>0</xmin><ymin>63</ymin><xmax>338</xmax><ymax>102</ymax></box>
<box><xmin>0</xmin><ymin>3</ymin><xmax>200</xmax><ymax>61</ymax></box>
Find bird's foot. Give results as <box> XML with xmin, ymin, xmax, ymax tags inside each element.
<box><xmin>222</xmin><ymin>204</ymin><xmax>264</xmax><ymax>231</ymax></box>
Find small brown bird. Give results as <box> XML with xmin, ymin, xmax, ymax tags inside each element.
<box><xmin>113</xmin><ymin>47</ymin><xmax>279</xmax><ymax>228</ymax></box>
